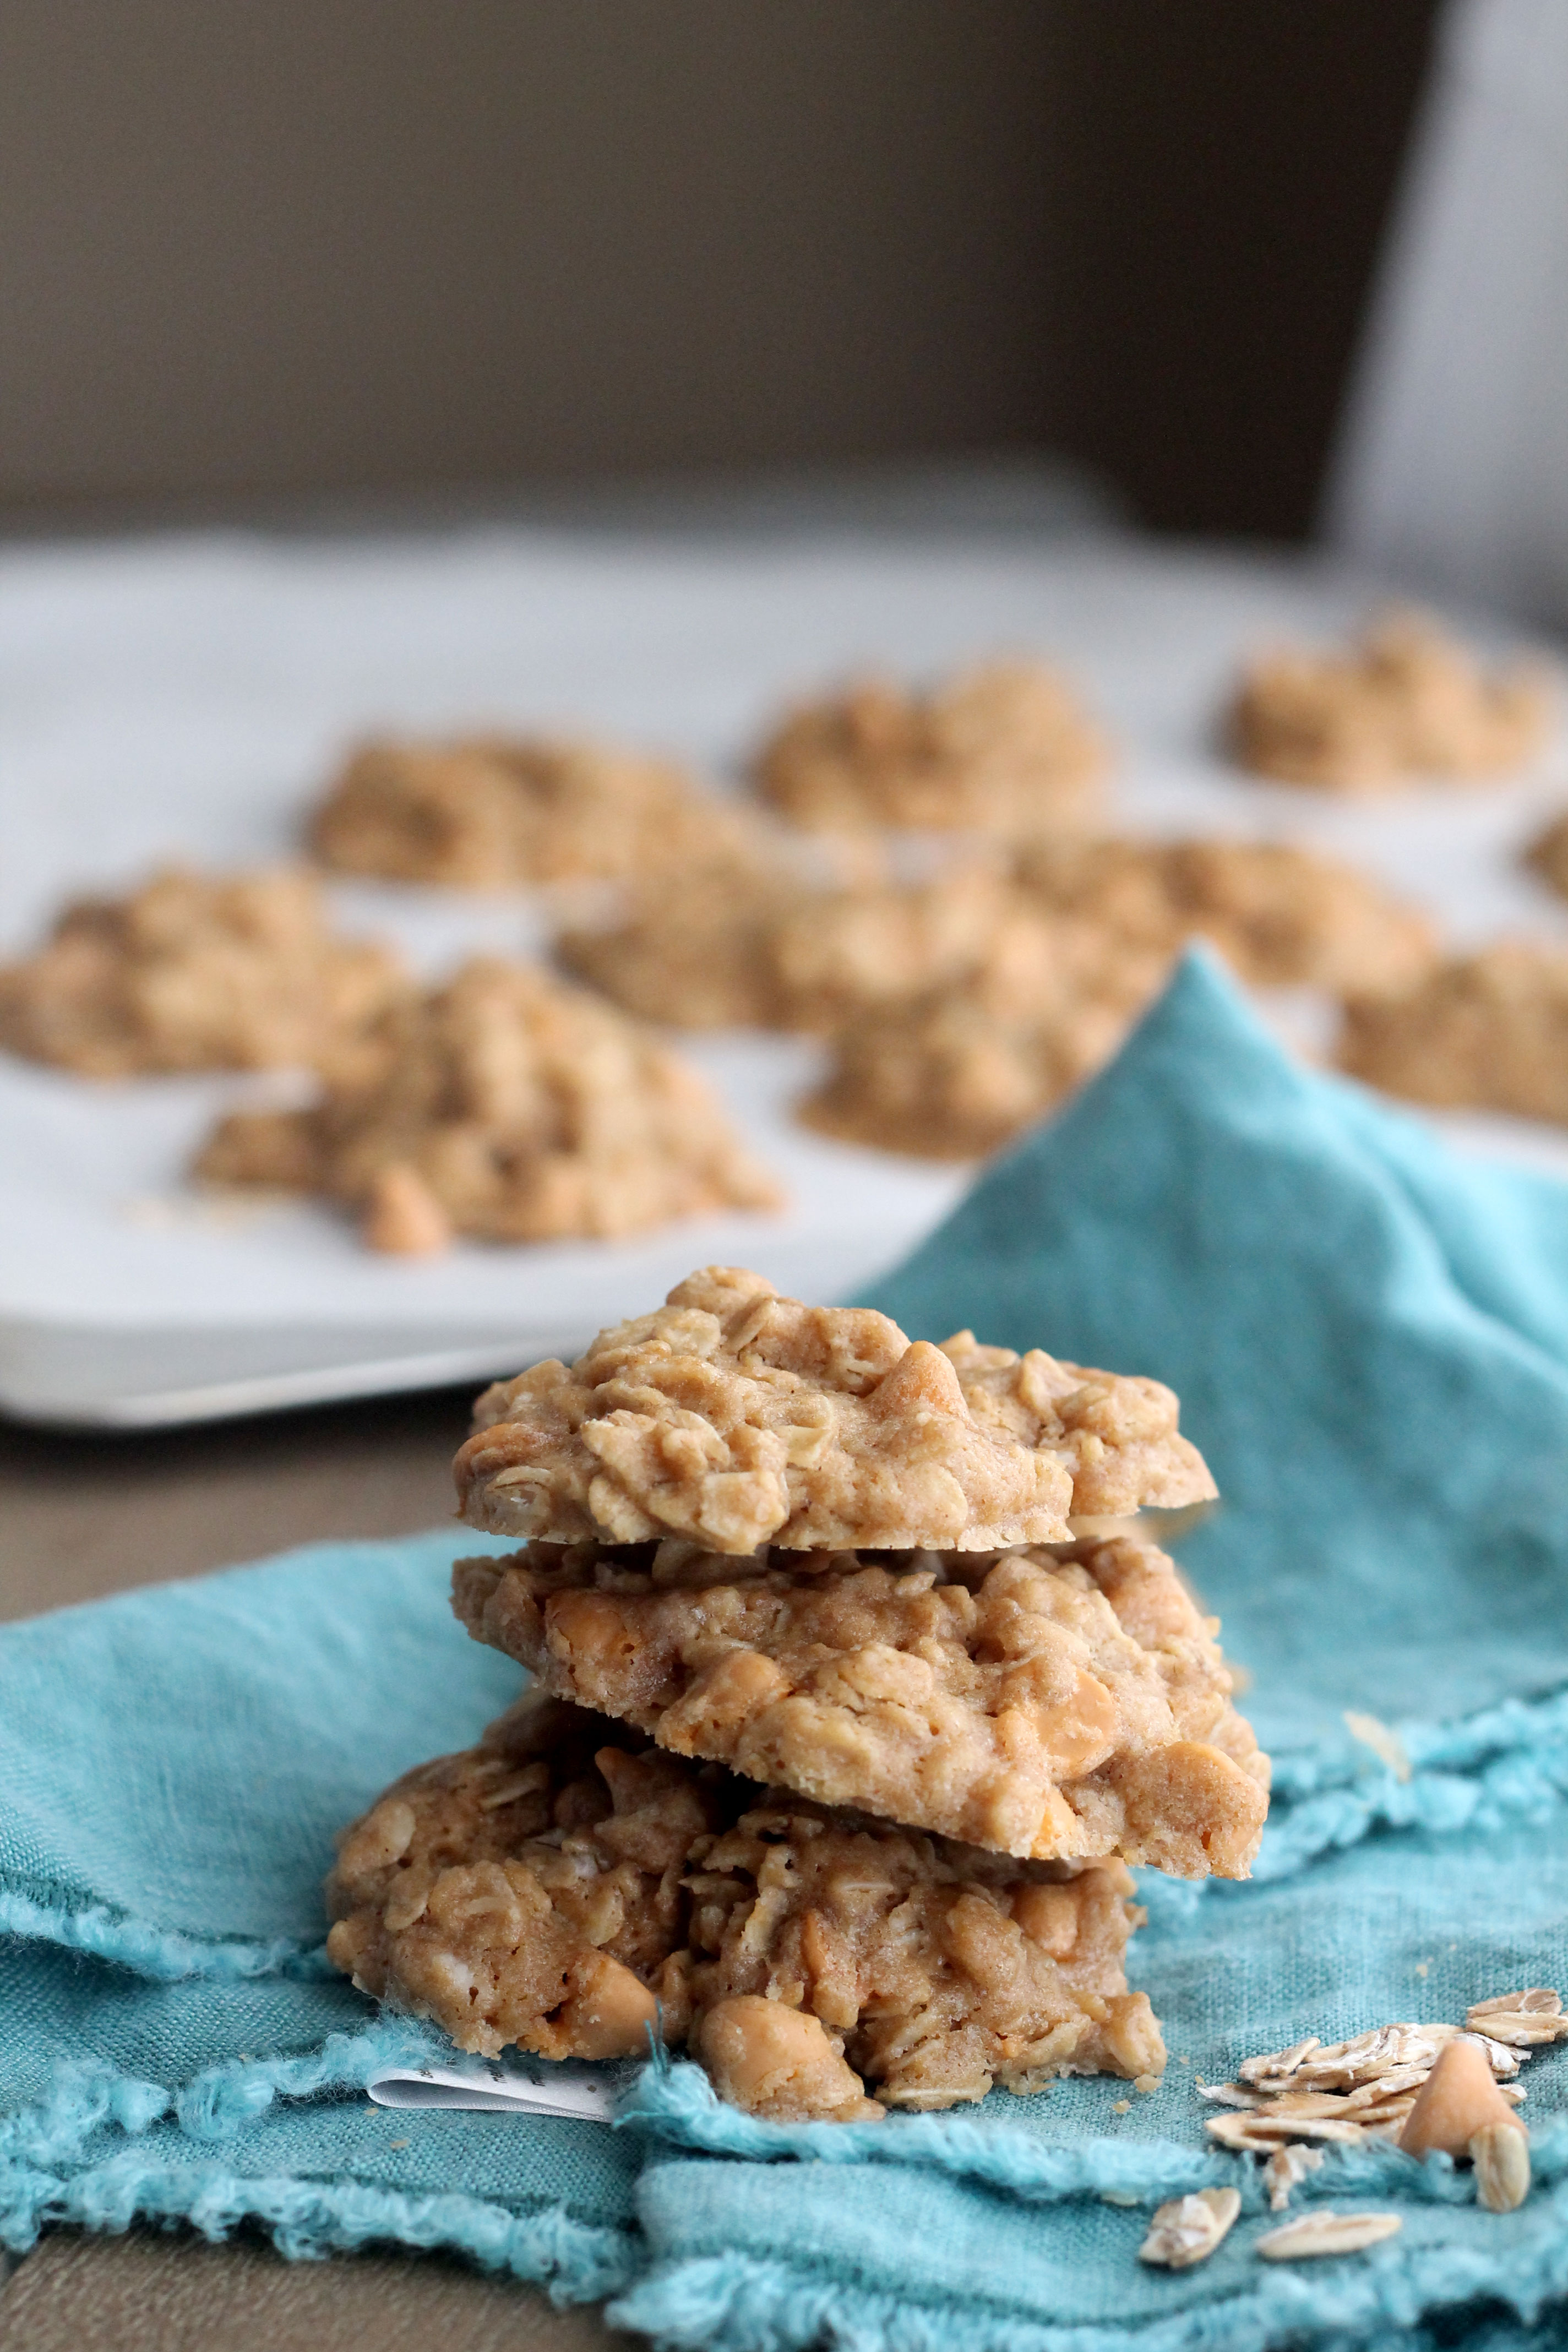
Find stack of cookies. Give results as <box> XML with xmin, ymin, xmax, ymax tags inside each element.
<box><xmin>328</xmin><ymin>1267</ymin><xmax>1268</xmax><ymax>2122</ymax></box>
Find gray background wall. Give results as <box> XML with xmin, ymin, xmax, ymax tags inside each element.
<box><xmin>0</xmin><ymin>1</ymin><xmax>1436</xmax><ymax>538</ymax></box>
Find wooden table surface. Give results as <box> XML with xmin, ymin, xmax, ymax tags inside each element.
<box><xmin>0</xmin><ymin>1386</ymin><xmax>629</xmax><ymax>2348</ymax></box>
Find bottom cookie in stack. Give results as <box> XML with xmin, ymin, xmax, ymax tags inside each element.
<box><xmin>325</xmin><ymin>1689</ymin><xmax>1165</xmax><ymax>2122</ymax></box>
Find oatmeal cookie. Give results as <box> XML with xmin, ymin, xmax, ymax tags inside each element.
<box><xmin>326</xmin><ymin>1690</ymin><xmax>1162</xmax><ymax>2116</ymax></box>
<box><xmin>1525</xmin><ymin>809</ymin><xmax>1568</xmax><ymax>904</ymax></box>
<box><xmin>755</xmin><ymin>661</ymin><xmax>1108</xmax><ymax>834</ymax></box>
<box><xmin>309</xmin><ymin>732</ymin><xmax>746</xmax><ymax>888</ymax></box>
<box><xmin>557</xmin><ymin>853</ymin><xmax>808</xmax><ymax>1030</ymax></box>
<box><xmin>194</xmin><ymin>959</ymin><xmax>780</xmax><ymax>1253</ymax></box>
<box><xmin>453</xmin><ymin>1534</ymin><xmax>1266</xmax><ymax>1875</ymax></box>
<box><xmin>1228</xmin><ymin>609</ymin><xmax>1553</xmax><ymax>793</ymax></box>
<box><xmin>0</xmin><ymin>865</ymin><xmax>407</xmax><ymax>1079</ymax></box>
<box><xmin>800</xmin><ymin>915</ymin><xmax>1168</xmax><ymax>1160</ymax></box>
<box><xmin>325</xmin><ymin>1690</ymin><xmax>714</xmax><ymax>2062</ymax></box>
<box><xmin>456</xmin><ymin>1266</ymin><xmax>1215</xmax><ymax>1553</ymax></box>
<box><xmin>1015</xmin><ymin>835</ymin><xmax>1438</xmax><ymax>996</ymax></box>
<box><xmin>1338</xmin><ymin>943</ymin><xmax>1568</xmax><ymax>1124</ymax></box>
<box><xmin>560</xmin><ymin>863</ymin><xmax>1055</xmax><ymax>1038</ymax></box>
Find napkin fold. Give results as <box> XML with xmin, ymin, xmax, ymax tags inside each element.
<box><xmin>2</xmin><ymin>952</ymin><xmax>1566</xmax><ymax>2348</ymax></box>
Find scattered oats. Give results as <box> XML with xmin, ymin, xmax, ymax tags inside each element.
<box><xmin>1466</xmin><ymin>1990</ymin><xmax>1567</xmax><ymax>2048</ymax></box>
<box><xmin>389</xmin><ymin>2137</ymin><xmax>410</xmax><ymax>2151</ymax></box>
<box><xmin>1197</xmin><ymin>2083</ymin><xmax>1260</xmax><ymax>2109</ymax></box>
<box><xmin>1415</xmin><ymin>1962</ymin><xmax>1429</xmax><ymax>1979</ymax></box>
<box><xmin>1101</xmin><ymin>2190</ymin><xmax>1141</xmax><ymax>2208</ymax></box>
<box><xmin>1256</xmin><ymin>2211</ymin><xmax>1403</xmax><ymax>2262</ymax></box>
<box><xmin>1112</xmin><ymin>2099</ymin><xmax>1133</xmax><ymax>2115</ymax></box>
<box><xmin>1471</xmin><ymin>2122</ymin><xmax>1530</xmax><ymax>2213</ymax></box>
<box><xmin>1207</xmin><ymin>2111</ymin><xmax>1366</xmax><ymax>2152</ymax></box>
<box><xmin>1343</xmin><ymin>1710</ymin><xmax>1412</xmax><ymax>1783</ymax></box>
<box><xmin>1265</xmin><ymin>2144</ymin><xmax>1325</xmax><ymax>2212</ymax></box>
<box><xmin>1239</xmin><ymin>2037</ymin><xmax>1319</xmax><ymax>2087</ymax></box>
<box><xmin>1177</xmin><ymin>2055</ymin><xmax>1192</xmax><ymax>2067</ymax></box>
<box><xmin>1139</xmin><ymin>2188</ymin><xmax>1242</xmax><ymax>2270</ymax></box>
<box><xmin>1134</xmin><ymin>2073</ymin><xmax>1161</xmax><ymax>2094</ymax></box>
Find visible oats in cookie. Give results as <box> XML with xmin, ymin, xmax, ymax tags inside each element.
<box><xmin>326</xmin><ymin>1690</ymin><xmax>1163</xmax><ymax>2116</ymax></box>
<box><xmin>800</xmin><ymin>914</ymin><xmax>1168</xmax><ymax>1160</ymax></box>
<box><xmin>453</xmin><ymin>1534</ymin><xmax>1266</xmax><ymax>1874</ymax></box>
<box><xmin>1228</xmin><ymin>609</ymin><xmax>1553</xmax><ymax>793</ymax></box>
<box><xmin>1015</xmin><ymin>835</ymin><xmax>1438</xmax><ymax>997</ymax></box>
<box><xmin>455</xmin><ymin>1265</ymin><xmax>1215</xmax><ymax>1553</ymax></box>
<box><xmin>325</xmin><ymin>1691</ymin><xmax>716</xmax><ymax>2062</ymax></box>
<box><xmin>194</xmin><ymin>960</ymin><xmax>781</xmax><ymax>1252</ymax></box>
<box><xmin>309</xmin><ymin>732</ymin><xmax>747</xmax><ymax>888</ymax></box>
<box><xmin>0</xmin><ymin>865</ymin><xmax>407</xmax><ymax>1079</ymax></box>
<box><xmin>755</xmin><ymin>661</ymin><xmax>1108</xmax><ymax>834</ymax></box>
<box><xmin>1338</xmin><ymin>944</ymin><xmax>1568</xmax><ymax>1125</ymax></box>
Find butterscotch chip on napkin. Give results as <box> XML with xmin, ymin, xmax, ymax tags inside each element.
<box><xmin>326</xmin><ymin>1690</ymin><xmax>1162</xmax><ymax>2115</ymax></box>
<box><xmin>455</xmin><ymin>1266</ymin><xmax>1215</xmax><ymax>1553</ymax></box>
<box><xmin>0</xmin><ymin>865</ymin><xmax>407</xmax><ymax>1079</ymax></box>
<box><xmin>1015</xmin><ymin>835</ymin><xmax>1438</xmax><ymax>997</ymax></box>
<box><xmin>194</xmin><ymin>960</ymin><xmax>780</xmax><ymax>1251</ymax></box>
<box><xmin>309</xmin><ymin>732</ymin><xmax>747</xmax><ymax>888</ymax></box>
<box><xmin>1228</xmin><ymin>609</ymin><xmax>1553</xmax><ymax>793</ymax></box>
<box><xmin>755</xmin><ymin>661</ymin><xmax>1108</xmax><ymax>834</ymax></box>
<box><xmin>1338</xmin><ymin>943</ymin><xmax>1568</xmax><ymax>1125</ymax></box>
<box><xmin>453</xmin><ymin>1536</ymin><xmax>1266</xmax><ymax>1874</ymax></box>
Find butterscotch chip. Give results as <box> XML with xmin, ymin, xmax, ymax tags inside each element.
<box><xmin>0</xmin><ymin>865</ymin><xmax>407</xmax><ymax>1079</ymax></box>
<box><xmin>327</xmin><ymin>1691</ymin><xmax>1162</xmax><ymax>2116</ymax></box>
<box><xmin>455</xmin><ymin>1266</ymin><xmax>1215</xmax><ymax>1553</ymax></box>
<box><xmin>1228</xmin><ymin>609</ymin><xmax>1553</xmax><ymax>793</ymax></box>
<box><xmin>755</xmin><ymin>661</ymin><xmax>1108</xmax><ymax>834</ymax></box>
<box><xmin>1015</xmin><ymin>835</ymin><xmax>1438</xmax><ymax>997</ymax></box>
<box><xmin>309</xmin><ymin>733</ymin><xmax>746</xmax><ymax>888</ymax></box>
<box><xmin>452</xmin><ymin>1534</ymin><xmax>1266</xmax><ymax>1874</ymax></box>
<box><xmin>194</xmin><ymin>960</ymin><xmax>781</xmax><ymax>1250</ymax></box>
<box><xmin>1398</xmin><ymin>2037</ymin><xmax>1522</xmax><ymax>2158</ymax></box>
<box><xmin>1338</xmin><ymin>944</ymin><xmax>1568</xmax><ymax>1124</ymax></box>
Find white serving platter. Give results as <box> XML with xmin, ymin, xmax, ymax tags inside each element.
<box><xmin>2</xmin><ymin>518</ymin><xmax>1565</xmax><ymax>1427</ymax></box>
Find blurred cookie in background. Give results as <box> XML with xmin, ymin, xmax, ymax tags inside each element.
<box><xmin>1227</xmin><ymin>609</ymin><xmax>1553</xmax><ymax>792</ymax></box>
<box><xmin>195</xmin><ymin>955</ymin><xmax>782</xmax><ymax>1254</ymax></box>
<box><xmin>309</xmin><ymin>731</ymin><xmax>751</xmax><ymax>888</ymax></box>
<box><xmin>0</xmin><ymin>865</ymin><xmax>409</xmax><ymax>1079</ymax></box>
<box><xmin>1339</xmin><ymin>942</ymin><xmax>1568</xmax><ymax>1126</ymax></box>
<box><xmin>754</xmin><ymin>659</ymin><xmax>1109</xmax><ymax>834</ymax></box>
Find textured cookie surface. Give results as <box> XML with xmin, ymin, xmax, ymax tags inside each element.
<box><xmin>456</xmin><ymin>1266</ymin><xmax>1215</xmax><ymax>1554</ymax></box>
<box><xmin>195</xmin><ymin>960</ymin><xmax>780</xmax><ymax>1251</ymax></box>
<box><xmin>453</xmin><ymin>1534</ymin><xmax>1267</xmax><ymax>1875</ymax></box>
<box><xmin>326</xmin><ymin>1690</ymin><xmax>1160</xmax><ymax>2117</ymax></box>
<box><xmin>1228</xmin><ymin>610</ymin><xmax>1551</xmax><ymax>793</ymax></box>
<box><xmin>0</xmin><ymin>865</ymin><xmax>406</xmax><ymax>1079</ymax></box>
<box><xmin>755</xmin><ymin>661</ymin><xmax>1108</xmax><ymax>834</ymax></box>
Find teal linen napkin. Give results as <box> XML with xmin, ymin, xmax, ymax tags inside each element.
<box><xmin>3</xmin><ymin>951</ymin><xmax>1567</xmax><ymax>2346</ymax></box>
